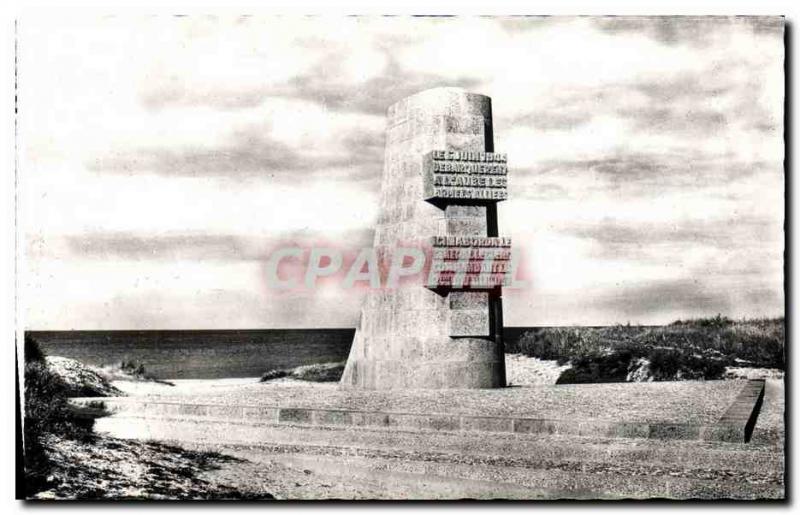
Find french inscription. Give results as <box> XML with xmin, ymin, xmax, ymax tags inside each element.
<box><xmin>427</xmin><ymin>236</ymin><xmax>514</xmax><ymax>290</ymax></box>
<box><xmin>432</xmin><ymin>248</ymin><xmax>512</xmax><ymax>261</ymax></box>
<box><xmin>434</xmin><ymin>273</ymin><xmax>512</xmax><ymax>288</ymax></box>
<box><xmin>431</xmin><ymin>261</ymin><xmax>510</xmax><ymax>273</ymax></box>
<box><xmin>431</xmin><ymin>236</ymin><xmax>512</xmax><ymax>247</ymax></box>
<box><xmin>423</xmin><ymin>150</ymin><xmax>509</xmax><ymax>202</ymax></box>
<box><xmin>430</xmin><ymin>150</ymin><xmax>508</xmax><ymax>163</ymax></box>
<box><xmin>432</xmin><ymin>188</ymin><xmax>508</xmax><ymax>200</ymax></box>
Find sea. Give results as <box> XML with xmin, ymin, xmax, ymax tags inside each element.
<box><xmin>27</xmin><ymin>328</ymin><xmax>535</xmax><ymax>380</ymax></box>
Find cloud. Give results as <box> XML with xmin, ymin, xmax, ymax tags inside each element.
<box><xmin>64</xmin><ymin>233</ymin><xmax>266</xmax><ymax>262</ymax></box>
<box><xmin>506</xmin><ymin>63</ymin><xmax>773</xmax><ymax>138</ymax></box>
<box><xmin>59</xmin><ymin>229</ymin><xmax>375</xmax><ymax>262</ymax></box>
<box><xmin>631</xmin><ymin>73</ymin><xmax>732</xmax><ymax>103</ymax></box>
<box><xmin>89</xmin><ymin>134</ymin><xmax>304</xmax><ymax>177</ymax></box>
<box><xmin>593</xmin><ymin>278</ymin><xmax>734</xmax><ymax>319</ymax></box>
<box><xmin>511</xmin><ymin>108</ymin><xmax>595</xmax><ymax>131</ymax></box>
<box><xmin>514</xmin><ymin>153</ymin><xmax>776</xmax><ymax>203</ymax></box>
<box><xmin>562</xmin><ymin>217</ymin><xmax>782</xmax><ymax>253</ymax></box>
<box><xmin>619</xmin><ymin>107</ymin><xmax>728</xmax><ymax>135</ymax></box>
<box><xmin>591</xmin><ymin>16</ymin><xmax>782</xmax><ymax>46</ymax></box>
<box><xmin>140</xmin><ymin>84</ymin><xmax>272</xmax><ymax>112</ymax></box>
<box><xmin>136</xmin><ymin>17</ymin><xmax>480</xmax><ymax>117</ymax></box>
<box><xmin>495</xmin><ymin>16</ymin><xmax>567</xmax><ymax>33</ymax></box>
<box><xmin>86</xmin><ymin>116</ymin><xmax>385</xmax><ymax>187</ymax></box>
<box><xmin>141</xmin><ymin>52</ymin><xmax>480</xmax><ymax>117</ymax></box>
<box><xmin>286</xmin><ymin>56</ymin><xmax>480</xmax><ymax>116</ymax></box>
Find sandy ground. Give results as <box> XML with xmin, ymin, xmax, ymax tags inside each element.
<box><xmin>115</xmin><ymin>377</ymin><xmax>261</xmax><ymax>396</ymax></box>
<box><xmin>751</xmin><ymin>378</ymin><xmax>785</xmax><ymax>447</ymax></box>
<box><xmin>114</xmin><ymin>353</ymin><xmax>568</xmax><ymax>395</ymax></box>
<box><xmin>724</xmin><ymin>367</ymin><xmax>785</xmax><ymax>380</ymax></box>
<box><xmin>113</xmin><ymin>376</ymin><xmax>335</xmax><ymax>395</ymax></box>
<box><xmin>505</xmin><ymin>354</ymin><xmax>570</xmax><ymax>386</ymax></box>
<box><xmin>32</xmin><ymin>433</ymin><xmax>269</xmax><ymax>500</ymax></box>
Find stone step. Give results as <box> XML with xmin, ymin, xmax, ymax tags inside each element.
<box><xmin>74</xmin><ymin>380</ymin><xmax>764</xmax><ymax>443</ymax></box>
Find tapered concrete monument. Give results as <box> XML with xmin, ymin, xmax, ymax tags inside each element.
<box><xmin>341</xmin><ymin>87</ymin><xmax>511</xmax><ymax>389</ymax></box>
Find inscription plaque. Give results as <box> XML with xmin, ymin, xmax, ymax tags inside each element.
<box><xmin>428</xmin><ymin>236</ymin><xmax>513</xmax><ymax>290</ymax></box>
<box><xmin>423</xmin><ymin>151</ymin><xmax>509</xmax><ymax>202</ymax></box>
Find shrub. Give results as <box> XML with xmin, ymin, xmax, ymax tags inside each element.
<box><xmin>514</xmin><ymin>317</ymin><xmax>784</xmax><ymax>381</ymax></box>
<box><xmin>24</xmin><ymin>362</ymin><xmax>94</xmax><ymax>437</ymax></box>
<box><xmin>685</xmin><ymin>354</ymin><xmax>727</xmax><ymax>380</ymax></box>
<box><xmin>647</xmin><ymin>348</ymin><xmax>682</xmax><ymax>379</ymax></box>
<box><xmin>260</xmin><ymin>369</ymin><xmax>290</xmax><ymax>382</ymax></box>
<box><xmin>25</xmin><ymin>334</ymin><xmax>45</xmax><ymax>363</ymax></box>
<box><xmin>119</xmin><ymin>360</ymin><xmax>147</xmax><ymax>378</ymax></box>
<box><xmin>23</xmin><ymin>342</ymin><xmax>94</xmax><ymax>497</ymax></box>
<box><xmin>515</xmin><ymin>328</ymin><xmax>598</xmax><ymax>364</ymax></box>
<box><xmin>260</xmin><ymin>361</ymin><xmax>345</xmax><ymax>383</ymax></box>
<box><xmin>292</xmin><ymin>362</ymin><xmax>345</xmax><ymax>382</ymax></box>
<box><xmin>556</xmin><ymin>350</ymin><xmax>633</xmax><ymax>384</ymax></box>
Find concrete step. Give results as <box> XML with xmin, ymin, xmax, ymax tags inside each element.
<box><xmin>73</xmin><ymin>379</ymin><xmax>765</xmax><ymax>444</ymax></box>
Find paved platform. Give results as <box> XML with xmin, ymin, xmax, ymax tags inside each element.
<box><xmin>70</xmin><ymin>379</ymin><xmax>766</xmax><ymax>443</ymax></box>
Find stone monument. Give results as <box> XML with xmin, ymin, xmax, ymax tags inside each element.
<box><xmin>341</xmin><ymin>87</ymin><xmax>511</xmax><ymax>389</ymax></box>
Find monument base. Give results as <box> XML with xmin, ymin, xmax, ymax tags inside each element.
<box><xmin>70</xmin><ymin>380</ymin><xmax>763</xmax><ymax>443</ymax></box>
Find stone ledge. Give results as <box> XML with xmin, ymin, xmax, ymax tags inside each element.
<box><xmin>711</xmin><ymin>379</ymin><xmax>766</xmax><ymax>443</ymax></box>
<box><xmin>69</xmin><ymin>383</ymin><xmax>766</xmax><ymax>443</ymax></box>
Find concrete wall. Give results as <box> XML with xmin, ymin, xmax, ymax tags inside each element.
<box><xmin>341</xmin><ymin>88</ymin><xmax>506</xmax><ymax>389</ymax></box>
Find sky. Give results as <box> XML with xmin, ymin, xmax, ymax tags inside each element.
<box><xmin>19</xmin><ymin>16</ymin><xmax>785</xmax><ymax>329</ymax></box>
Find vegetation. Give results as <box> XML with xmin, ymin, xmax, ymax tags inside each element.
<box><xmin>35</xmin><ymin>435</ymin><xmax>270</xmax><ymax>500</ymax></box>
<box><xmin>508</xmin><ymin>316</ymin><xmax>784</xmax><ymax>384</ymax></box>
<box><xmin>23</xmin><ymin>334</ymin><xmax>95</xmax><ymax>497</ymax></box>
<box><xmin>99</xmin><ymin>359</ymin><xmax>175</xmax><ymax>386</ymax></box>
<box><xmin>22</xmin><ymin>334</ymin><xmax>265</xmax><ymax>499</ymax></box>
<box><xmin>261</xmin><ymin>361</ymin><xmax>346</xmax><ymax>383</ymax></box>
<box><xmin>119</xmin><ymin>359</ymin><xmax>148</xmax><ymax>377</ymax></box>
<box><xmin>44</xmin><ymin>356</ymin><xmax>124</xmax><ymax>397</ymax></box>
<box><xmin>555</xmin><ymin>350</ymin><xmax>634</xmax><ymax>384</ymax></box>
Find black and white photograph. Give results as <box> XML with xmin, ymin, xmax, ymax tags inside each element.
<box><xmin>13</xmin><ymin>14</ymin><xmax>786</xmax><ymax>501</ymax></box>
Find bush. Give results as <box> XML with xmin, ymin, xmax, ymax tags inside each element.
<box><xmin>23</xmin><ymin>341</ymin><xmax>94</xmax><ymax>497</ymax></box>
<box><xmin>515</xmin><ymin>328</ymin><xmax>597</xmax><ymax>364</ymax></box>
<box><xmin>515</xmin><ymin>317</ymin><xmax>784</xmax><ymax>383</ymax></box>
<box><xmin>647</xmin><ymin>348</ymin><xmax>682</xmax><ymax>379</ymax></box>
<box><xmin>260</xmin><ymin>369</ymin><xmax>290</xmax><ymax>382</ymax></box>
<box><xmin>24</xmin><ymin>362</ymin><xmax>94</xmax><ymax>437</ymax></box>
<box><xmin>119</xmin><ymin>360</ymin><xmax>147</xmax><ymax>378</ymax></box>
<box><xmin>556</xmin><ymin>350</ymin><xmax>633</xmax><ymax>384</ymax></box>
<box><xmin>292</xmin><ymin>362</ymin><xmax>345</xmax><ymax>382</ymax></box>
<box><xmin>646</xmin><ymin>347</ymin><xmax>727</xmax><ymax>381</ymax></box>
<box><xmin>260</xmin><ymin>361</ymin><xmax>345</xmax><ymax>383</ymax></box>
<box><xmin>25</xmin><ymin>334</ymin><xmax>45</xmax><ymax>363</ymax></box>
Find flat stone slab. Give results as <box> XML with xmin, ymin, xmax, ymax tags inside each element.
<box><xmin>714</xmin><ymin>379</ymin><xmax>766</xmax><ymax>443</ymax></box>
<box><xmin>71</xmin><ymin>380</ymin><xmax>763</xmax><ymax>443</ymax></box>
